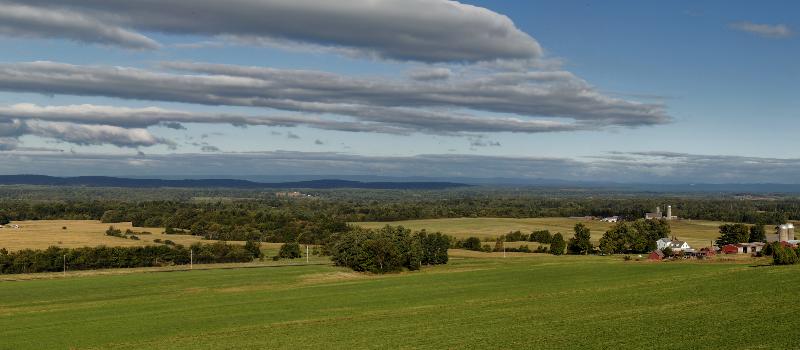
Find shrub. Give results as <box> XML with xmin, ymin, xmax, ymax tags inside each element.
<box><xmin>129</xmin><ymin>235</ymin><xmax>140</xmax><ymax>241</ymax></box>
<box><xmin>62</xmin><ymin>226</ymin><xmax>67</xmax><ymax>230</ymax></box>
<box><xmin>773</xmin><ymin>245</ymin><xmax>799</xmax><ymax>265</ymax></box>
<box><xmin>461</xmin><ymin>237</ymin><xmax>483</xmax><ymax>251</ymax></box>
<box><xmin>277</xmin><ymin>242</ymin><xmax>302</xmax><ymax>259</ymax></box>
<box><xmin>244</xmin><ymin>240</ymin><xmax>263</xmax><ymax>259</ymax></box>
<box><xmin>153</xmin><ymin>239</ymin><xmax>163</xmax><ymax>243</ymax></box>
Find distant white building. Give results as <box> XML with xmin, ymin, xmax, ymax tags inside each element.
<box><xmin>656</xmin><ymin>238</ymin><xmax>691</xmax><ymax>252</ymax></box>
<box><xmin>601</xmin><ymin>216</ymin><xmax>619</xmax><ymax>223</ymax></box>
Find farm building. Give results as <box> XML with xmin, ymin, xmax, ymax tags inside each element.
<box><xmin>601</xmin><ymin>216</ymin><xmax>619</xmax><ymax>223</ymax></box>
<box><xmin>698</xmin><ymin>247</ymin><xmax>716</xmax><ymax>258</ymax></box>
<box><xmin>766</xmin><ymin>224</ymin><xmax>795</xmax><ymax>243</ymax></box>
<box><xmin>721</xmin><ymin>244</ymin><xmax>740</xmax><ymax>254</ymax></box>
<box><xmin>656</xmin><ymin>238</ymin><xmax>692</xmax><ymax>252</ymax></box>
<box><xmin>645</xmin><ymin>205</ymin><xmax>678</xmax><ymax>220</ymax></box>
<box><xmin>737</xmin><ymin>242</ymin><xmax>765</xmax><ymax>254</ymax></box>
<box><xmin>648</xmin><ymin>250</ymin><xmax>664</xmax><ymax>261</ymax></box>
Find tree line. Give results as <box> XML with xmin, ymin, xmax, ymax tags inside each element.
<box><xmin>0</xmin><ymin>241</ymin><xmax>260</xmax><ymax>275</ymax></box>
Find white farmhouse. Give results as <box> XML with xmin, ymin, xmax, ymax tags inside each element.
<box><xmin>601</xmin><ymin>216</ymin><xmax>619</xmax><ymax>223</ymax></box>
<box><xmin>656</xmin><ymin>238</ymin><xmax>692</xmax><ymax>252</ymax></box>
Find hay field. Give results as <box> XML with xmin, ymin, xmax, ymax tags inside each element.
<box><xmin>0</xmin><ymin>220</ymin><xmax>256</xmax><ymax>251</ymax></box>
<box><xmin>0</xmin><ymin>255</ymin><xmax>796</xmax><ymax>349</ymax></box>
<box><xmin>353</xmin><ymin>217</ymin><xmax>725</xmax><ymax>248</ymax></box>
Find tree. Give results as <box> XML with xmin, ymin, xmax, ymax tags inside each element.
<box><xmin>716</xmin><ymin>224</ymin><xmax>750</xmax><ymax>246</ymax></box>
<box><xmin>462</xmin><ymin>237</ymin><xmax>482</xmax><ymax>251</ymax></box>
<box><xmin>749</xmin><ymin>222</ymin><xmax>766</xmax><ymax>242</ymax></box>
<box><xmin>244</xmin><ymin>240</ymin><xmax>262</xmax><ymax>259</ymax></box>
<box><xmin>661</xmin><ymin>247</ymin><xmax>674</xmax><ymax>257</ymax></box>
<box><xmin>0</xmin><ymin>212</ymin><xmax>10</xmax><ymax>225</ymax></box>
<box><xmin>277</xmin><ymin>242</ymin><xmax>302</xmax><ymax>259</ymax></box>
<box><xmin>530</xmin><ymin>230</ymin><xmax>552</xmax><ymax>243</ymax></box>
<box><xmin>773</xmin><ymin>245</ymin><xmax>799</xmax><ymax>265</ymax></box>
<box><xmin>550</xmin><ymin>233</ymin><xmax>566</xmax><ymax>256</ymax></box>
<box><xmin>599</xmin><ymin>223</ymin><xmax>630</xmax><ymax>254</ymax></box>
<box><xmin>567</xmin><ymin>223</ymin><xmax>593</xmax><ymax>255</ymax></box>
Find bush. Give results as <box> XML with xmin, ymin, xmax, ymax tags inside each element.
<box><xmin>773</xmin><ymin>245</ymin><xmax>799</xmax><ymax>265</ymax></box>
<box><xmin>244</xmin><ymin>240</ymin><xmax>263</xmax><ymax>259</ymax></box>
<box><xmin>129</xmin><ymin>235</ymin><xmax>140</xmax><ymax>241</ymax></box>
<box><xmin>277</xmin><ymin>242</ymin><xmax>302</xmax><ymax>259</ymax></box>
<box><xmin>530</xmin><ymin>230</ymin><xmax>552</xmax><ymax>243</ymax></box>
<box><xmin>62</xmin><ymin>226</ymin><xmax>67</xmax><ymax>230</ymax></box>
<box><xmin>461</xmin><ymin>237</ymin><xmax>483</xmax><ymax>251</ymax></box>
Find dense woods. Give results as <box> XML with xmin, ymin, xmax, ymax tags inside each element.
<box><xmin>329</xmin><ymin>226</ymin><xmax>449</xmax><ymax>273</ymax></box>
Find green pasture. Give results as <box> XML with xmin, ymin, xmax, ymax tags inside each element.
<box><xmin>0</xmin><ymin>254</ymin><xmax>796</xmax><ymax>349</ymax></box>
<box><xmin>353</xmin><ymin>217</ymin><xmax>725</xmax><ymax>248</ymax></box>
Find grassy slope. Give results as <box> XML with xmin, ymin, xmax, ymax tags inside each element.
<box><xmin>0</xmin><ymin>255</ymin><xmax>797</xmax><ymax>349</ymax></box>
<box><xmin>353</xmin><ymin>217</ymin><xmax>724</xmax><ymax>248</ymax></box>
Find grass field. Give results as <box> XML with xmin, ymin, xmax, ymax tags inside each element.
<box><xmin>0</xmin><ymin>220</ymin><xmax>294</xmax><ymax>253</ymax></box>
<box><xmin>353</xmin><ymin>217</ymin><xmax>724</xmax><ymax>248</ymax></box>
<box><xmin>0</xmin><ymin>254</ymin><xmax>797</xmax><ymax>349</ymax></box>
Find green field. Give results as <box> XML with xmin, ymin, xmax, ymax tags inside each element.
<box><xmin>0</xmin><ymin>254</ymin><xmax>797</xmax><ymax>349</ymax></box>
<box><xmin>353</xmin><ymin>217</ymin><xmax>725</xmax><ymax>248</ymax></box>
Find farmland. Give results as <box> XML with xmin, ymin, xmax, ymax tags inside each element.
<box><xmin>0</xmin><ymin>253</ymin><xmax>797</xmax><ymax>349</ymax></box>
<box><xmin>0</xmin><ymin>220</ymin><xmax>290</xmax><ymax>254</ymax></box>
<box><xmin>353</xmin><ymin>217</ymin><xmax>725</xmax><ymax>248</ymax></box>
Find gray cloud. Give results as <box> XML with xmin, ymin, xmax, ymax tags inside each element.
<box><xmin>1</xmin><ymin>0</ymin><xmax>541</xmax><ymax>63</ymax></box>
<box><xmin>0</xmin><ymin>2</ymin><xmax>159</xmax><ymax>49</ymax></box>
<box><xmin>408</xmin><ymin>67</ymin><xmax>452</xmax><ymax>81</ymax></box>
<box><xmin>730</xmin><ymin>21</ymin><xmax>793</xmax><ymax>38</ymax></box>
<box><xmin>2</xmin><ymin>150</ymin><xmax>800</xmax><ymax>183</ymax></box>
<box><xmin>286</xmin><ymin>132</ymin><xmax>300</xmax><ymax>139</ymax></box>
<box><xmin>200</xmin><ymin>145</ymin><xmax>220</xmax><ymax>152</ymax></box>
<box><xmin>314</xmin><ymin>139</ymin><xmax>324</xmax><ymax>145</ymax></box>
<box><xmin>0</xmin><ymin>61</ymin><xmax>671</xmax><ymax>135</ymax></box>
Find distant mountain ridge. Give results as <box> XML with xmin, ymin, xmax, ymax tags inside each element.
<box><xmin>0</xmin><ymin>175</ymin><xmax>471</xmax><ymax>190</ymax></box>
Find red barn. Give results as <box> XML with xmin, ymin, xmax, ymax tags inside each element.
<box><xmin>721</xmin><ymin>244</ymin><xmax>739</xmax><ymax>254</ymax></box>
<box><xmin>648</xmin><ymin>250</ymin><xmax>665</xmax><ymax>261</ymax></box>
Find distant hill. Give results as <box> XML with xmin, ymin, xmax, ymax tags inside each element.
<box><xmin>0</xmin><ymin>175</ymin><xmax>471</xmax><ymax>190</ymax></box>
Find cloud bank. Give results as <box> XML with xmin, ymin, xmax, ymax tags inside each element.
<box><xmin>0</xmin><ymin>61</ymin><xmax>670</xmax><ymax>144</ymax></box>
<box><xmin>1</xmin><ymin>150</ymin><xmax>800</xmax><ymax>184</ymax></box>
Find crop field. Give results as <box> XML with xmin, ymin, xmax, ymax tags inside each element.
<box><xmin>0</xmin><ymin>254</ymin><xmax>797</xmax><ymax>349</ymax></box>
<box><xmin>0</xmin><ymin>220</ymin><xmax>280</xmax><ymax>252</ymax></box>
<box><xmin>353</xmin><ymin>217</ymin><xmax>725</xmax><ymax>248</ymax></box>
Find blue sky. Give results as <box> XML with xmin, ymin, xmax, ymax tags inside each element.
<box><xmin>0</xmin><ymin>0</ymin><xmax>797</xmax><ymax>182</ymax></box>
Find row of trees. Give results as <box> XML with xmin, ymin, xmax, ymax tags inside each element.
<box><xmin>0</xmin><ymin>241</ymin><xmax>259</xmax><ymax>274</ymax></box>
<box><xmin>329</xmin><ymin>226</ymin><xmax>449</xmax><ymax>273</ymax></box>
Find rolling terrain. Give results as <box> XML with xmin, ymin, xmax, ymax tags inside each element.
<box><xmin>0</xmin><ymin>254</ymin><xmax>795</xmax><ymax>349</ymax></box>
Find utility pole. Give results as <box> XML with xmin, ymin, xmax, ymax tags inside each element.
<box><xmin>190</xmin><ymin>249</ymin><xmax>193</xmax><ymax>270</ymax></box>
<box><xmin>503</xmin><ymin>243</ymin><xmax>506</xmax><ymax>258</ymax></box>
<box><xmin>63</xmin><ymin>254</ymin><xmax>66</xmax><ymax>277</ymax></box>
<box><xmin>306</xmin><ymin>245</ymin><xmax>309</xmax><ymax>263</ymax></box>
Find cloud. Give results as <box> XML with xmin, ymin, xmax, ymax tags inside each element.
<box><xmin>0</xmin><ymin>116</ymin><xmax>169</xmax><ymax>148</ymax></box>
<box><xmin>730</xmin><ymin>21</ymin><xmax>793</xmax><ymax>38</ymax></box>
<box><xmin>3</xmin><ymin>150</ymin><xmax>800</xmax><ymax>183</ymax></box>
<box><xmin>1</xmin><ymin>0</ymin><xmax>541</xmax><ymax>63</ymax></box>
<box><xmin>0</xmin><ymin>62</ymin><xmax>671</xmax><ymax>135</ymax></box>
<box><xmin>0</xmin><ymin>2</ymin><xmax>159</xmax><ymax>49</ymax></box>
<box><xmin>286</xmin><ymin>132</ymin><xmax>300</xmax><ymax>139</ymax></box>
<box><xmin>201</xmin><ymin>145</ymin><xmax>220</xmax><ymax>152</ymax></box>
<box><xmin>314</xmin><ymin>139</ymin><xmax>324</xmax><ymax>145</ymax></box>
<box><xmin>408</xmin><ymin>67</ymin><xmax>452</xmax><ymax>81</ymax></box>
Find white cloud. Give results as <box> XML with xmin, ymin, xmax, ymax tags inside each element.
<box><xmin>730</xmin><ymin>21</ymin><xmax>793</xmax><ymax>38</ymax></box>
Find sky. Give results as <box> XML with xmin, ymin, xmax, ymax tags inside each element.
<box><xmin>0</xmin><ymin>0</ymin><xmax>798</xmax><ymax>183</ymax></box>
